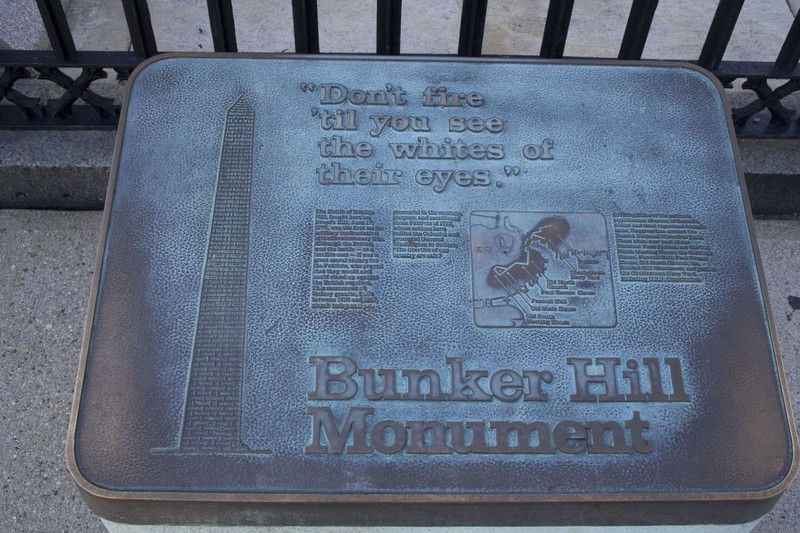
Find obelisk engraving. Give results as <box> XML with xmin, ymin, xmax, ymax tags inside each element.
<box><xmin>178</xmin><ymin>96</ymin><xmax>254</xmax><ymax>452</ymax></box>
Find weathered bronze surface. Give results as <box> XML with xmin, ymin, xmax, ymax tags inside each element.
<box><xmin>68</xmin><ymin>54</ymin><xmax>796</xmax><ymax>526</ymax></box>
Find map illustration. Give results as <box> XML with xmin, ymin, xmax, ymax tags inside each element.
<box><xmin>470</xmin><ymin>212</ymin><xmax>615</xmax><ymax>328</ymax></box>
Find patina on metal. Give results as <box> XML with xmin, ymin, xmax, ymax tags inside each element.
<box><xmin>68</xmin><ymin>54</ymin><xmax>797</xmax><ymax>526</ymax></box>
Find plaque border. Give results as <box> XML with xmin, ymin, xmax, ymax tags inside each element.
<box><xmin>66</xmin><ymin>52</ymin><xmax>798</xmax><ymax>526</ymax></box>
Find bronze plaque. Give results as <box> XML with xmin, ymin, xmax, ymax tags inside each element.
<box><xmin>68</xmin><ymin>55</ymin><xmax>796</xmax><ymax>526</ymax></box>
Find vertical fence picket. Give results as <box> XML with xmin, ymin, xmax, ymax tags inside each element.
<box><xmin>35</xmin><ymin>0</ymin><xmax>77</xmax><ymax>60</ymax></box>
<box><xmin>121</xmin><ymin>0</ymin><xmax>158</xmax><ymax>58</ymax></box>
<box><xmin>458</xmin><ymin>0</ymin><xmax>488</xmax><ymax>57</ymax></box>
<box><xmin>540</xmin><ymin>0</ymin><xmax>574</xmax><ymax>59</ymax></box>
<box><xmin>377</xmin><ymin>0</ymin><xmax>402</xmax><ymax>55</ymax></box>
<box><xmin>207</xmin><ymin>0</ymin><xmax>238</xmax><ymax>53</ymax></box>
<box><xmin>775</xmin><ymin>12</ymin><xmax>800</xmax><ymax>71</ymax></box>
<box><xmin>698</xmin><ymin>0</ymin><xmax>745</xmax><ymax>71</ymax></box>
<box><xmin>292</xmin><ymin>0</ymin><xmax>320</xmax><ymax>54</ymax></box>
<box><xmin>618</xmin><ymin>0</ymin><xmax>658</xmax><ymax>60</ymax></box>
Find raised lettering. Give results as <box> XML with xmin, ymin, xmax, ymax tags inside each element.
<box><xmin>491</xmin><ymin>421</ymin><xmax>556</xmax><ymax>454</ymax></box>
<box><xmin>359</xmin><ymin>368</ymin><xmax>402</xmax><ymax>400</ymax></box>
<box><xmin>405</xmin><ymin>421</ymin><xmax>450</xmax><ymax>454</ymax></box>
<box><xmin>567</xmin><ymin>357</ymin><xmax>625</xmax><ymax>402</ymax></box>
<box><xmin>522</xmin><ymin>370</ymin><xmax>553</xmax><ymax>401</ymax></box>
<box><xmin>553</xmin><ymin>420</ymin><xmax>587</xmax><ymax>453</ymax></box>
<box><xmin>489</xmin><ymin>369</ymin><xmax>524</xmax><ymax>402</ymax></box>
<box><xmin>422</xmin><ymin>86</ymin><xmax>485</xmax><ymax>107</ymax></box>
<box><xmin>446</xmin><ymin>357</ymin><xmax>491</xmax><ymax>401</ymax></box>
<box><xmin>402</xmin><ymin>369</ymin><xmax>445</xmax><ymax>400</ymax></box>
<box><xmin>626</xmin><ymin>411</ymin><xmax>653</xmax><ymax>453</ymax></box>
<box><xmin>371</xmin><ymin>419</ymin><xmax>406</xmax><ymax>454</ymax></box>
<box><xmin>449</xmin><ymin>116</ymin><xmax>504</xmax><ymax>133</ymax></box>
<box><xmin>448</xmin><ymin>421</ymin><xmax>491</xmax><ymax>453</ymax></box>
<box><xmin>307</xmin><ymin>356</ymin><xmax>358</xmax><ymax>400</ymax></box>
<box><xmin>305</xmin><ymin>406</ymin><xmax>372</xmax><ymax>454</ymax></box>
<box><xmin>369</xmin><ymin>114</ymin><xmax>430</xmax><ymax>137</ymax></box>
<box><xmin>586</xmin><ymin>420</ymin><xmax>632</xmax><ymax>453</ymax></box>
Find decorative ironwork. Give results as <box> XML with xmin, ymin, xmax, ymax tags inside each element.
<box><xmin>37</xmin><ymin>67</ymin><xmax>115</xmax><ymax>119</ymax></box>
<box><xmin>734</xmin><ymin>78</ymin><xmax>799</xmax><ymax>128</ymax></box>
<box><xmin>0</xmin><ymin>67</ymin><xmax>38</xmax><ymax>119</ymax></box>
<box><xmin>1</xmin><ymin>0</ymin><xmax>799</xmax><ymax>136</ymax></box>
<box><xmin>0</xmin><ymin>65</ymin><xmax>130</xmax><ymax>128</ymax></box>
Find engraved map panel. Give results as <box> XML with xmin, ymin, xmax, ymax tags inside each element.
<box><xmin>470</xmin><ymin>212</ymin><xmax>615</xmax><ymax>327</ymax></box>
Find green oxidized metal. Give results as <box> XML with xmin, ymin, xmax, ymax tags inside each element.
<box><xmin>68</xmin><ymin>54</ymin><xmax>796</xmax><ymax>526</ymax></box>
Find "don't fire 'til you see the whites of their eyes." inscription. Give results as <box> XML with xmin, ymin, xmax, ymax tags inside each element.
<box><xmin>300</xmin><ymin>82</ymin><xmax>555</xmax><ymax>192</ymax></box>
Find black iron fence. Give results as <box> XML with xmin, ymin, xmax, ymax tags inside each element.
<box><xmin>1</xmin><ymin>0</ymin><xmax>799</xmax><ymax>136</ymax></box>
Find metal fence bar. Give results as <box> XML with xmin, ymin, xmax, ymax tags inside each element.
<box><xmin>207</xmin><ymin>0</ymin><xmax>238</xmax><ymax>53</ymax></box>
<box><xmin>292</xmin><ymin>0</ymin><xmax>320</xmax><ymax>54</ymax></box>
<box><xmin>540</xmin><ymin>0</ymin><xmax>574</xmax><ymax>59</ymax></box>
<box><xmin>0</xmin><ymin>50</ymin><xmax>139</xmax><ymax>69</ymax></box>
<box><xmin>715</xmin><ymin>61</ymin><xmax>800</xmax><ymax>79</ymax></box>
<box><xmin>457</xmin><ymin>0</ymin><xmax>488</xmax><ymax>57</ymax></box>
<box><xmin>121</xmin><ymin>0</ymin><xmax>158</xmax><ymax>58</ymax></box>
<box><xmin>775</xmin><ymin>11</ymin><xmax>800</xmax><ymax>71</ymax></box>
<box><xmin>376</xmin><ymin>0</ymin><xmax>402</xmax><ymax>55</ymax></box>
<box><xmin>618</xmin><ymin>0</ymin><xmax>658</xmax><ymax>60</ymax></box>
<box><xmin>35</xmin><ymin>0</ymin><xmax>77</xmax><ymax>60</ymax></box>
<box><xmin>698</xmin><ymin>0</ymin><xmax>745</xmax><ymax>71</ymax></box>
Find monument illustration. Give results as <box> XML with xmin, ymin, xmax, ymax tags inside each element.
<box><xmin>178</xmin><ymin>96</ymin><xmax>255</xmax><ymax>453</ymax></box>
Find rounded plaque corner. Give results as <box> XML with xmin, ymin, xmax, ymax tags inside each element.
<box><xmin>126</xmin><ymin>52</ymin><xmax>183</xmax><ymax>88</ymax></box>
<box><xmin>771</xmin><ymin>429</ymin><xmax>800</xmax><ymax>494</ymax></box>
<box><xmin>740</xmin><ymin>433</ymin><xmax>800</xmax><ymax>507</ymax></box>
<box><xmin>65</xmin><ymin>437</ymin><xmax>148</xmax><ymax>526</ymax></box>
<box><xmin>125</xmin><ymin>53</ymin><xmax>238</xmax><ymax>97</ymax></box>
<box><xmin>65</xmin><ymin>431</ymin><xmax>116</xmax><ymax>509</ymax></box>
<box><xmin>65</xmin><ymin>377</ymin><xmax>131</xmax><ymax>514</ymax></box>
<box><xmin>665</xmin><ymin>61</ymin><xmax>730</xmax><ymax>105</ymax></box>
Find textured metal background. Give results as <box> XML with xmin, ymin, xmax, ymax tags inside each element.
<box><xmin>72</xmin><ymin>56</ymin><xmax>793</xmax><ymax>502</ymax></box>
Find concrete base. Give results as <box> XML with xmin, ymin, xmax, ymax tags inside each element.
<box><xmin>738</xmin><ymin>138</ymin><xmax>800</xmax><ymax>216</ymax></box>
<box><xmin>101</xmin><ymin>519</ymin><xmax>761</xmax><ymax>533</ymax></box>
<box><xmin>0</xmin><ymin>130</ymin><xmax>115</xmax><ymax>209</ymax></box>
